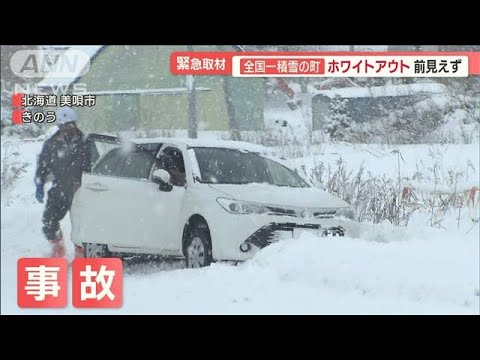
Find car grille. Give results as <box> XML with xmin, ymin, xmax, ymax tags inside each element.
<box><xmin>245</xmin><ymin>222</ymin><xmax>345</xmax><ymax>249</ymax></box>
<box><xmin>266</xmin><ymin>206</ymin><xmax>296</xmax><ymax>216</ymax></box>
<box><xmin>266</xmin><ymin>206</ymin><xmax>337</xmax><ymax>219</ymax></box>
<box><xmin>266</xmin><ymin>230</ymin><xmax>292</xmax><ymax>244</ymax></box>
<box><xmin>313</xmin><ymin>210</ymin><xmax>337</xmax><ymax>218</ymax></box>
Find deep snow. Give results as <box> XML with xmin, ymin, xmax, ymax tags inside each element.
<box><xmin>1</xmin><ymin>139</ymin><xmax>479</xmax><ymax>314</ymax></box>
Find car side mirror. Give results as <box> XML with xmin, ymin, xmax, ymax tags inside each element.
<box><xmin>152</xmin><ymin>169</ymin><xmax>173</xmax><ymax>192</ymax></box>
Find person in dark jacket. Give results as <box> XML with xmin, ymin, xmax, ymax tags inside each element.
<box><xmin>35</xmin><ymin>106</ymin><xmax>90</xmax><ymax>258</ymax></box>
<box><xmin>162</xmin><ymin>150</ymin><xmax>186</xmax><ymax>187</ymax></box>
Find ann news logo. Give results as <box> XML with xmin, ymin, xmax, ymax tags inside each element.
<box><xmin>17</xmin><ymin>258</ymin><xmax>122</xmax><ymax>308</ymax></box>
<box><xmin>10</xmin><ymin>49</ymin><xmax>91</xmax><ymax>79</ymax></box>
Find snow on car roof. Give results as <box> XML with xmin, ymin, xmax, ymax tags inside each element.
<box><xmin>132</xmin><ymin>137</ymin><xmax>276</xmax><ymax>155</ymax></box>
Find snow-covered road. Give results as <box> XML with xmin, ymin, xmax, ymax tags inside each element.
<box><xmin>2</xmin><ymin>201</ymin><xmax>479</xmax><ymax>314</ymax></box>
<box><xmin>1</xmin><ymin>139</ymin><xmax>479</xmax><ymax>314</ymax></box>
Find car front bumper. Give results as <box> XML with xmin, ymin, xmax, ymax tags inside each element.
<box><xmin>209</xmin><ymin>212</ymin><xmax>347</xmax><ymax>261</ymax></box>
<box><xmin>243</xmin><ymin>222</ymin><xmax>345</xmax><ymax>250</ymax></box>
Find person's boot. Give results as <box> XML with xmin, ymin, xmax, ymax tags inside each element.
<box><xmin>74</xmin><ymin>245</ymin><xmax>85</xmax><ymax>258</ymax></box>
<box><xmin>49</xmin><ymin>231</ymin><xmax>66</xmax><ymax>258</ymax></box>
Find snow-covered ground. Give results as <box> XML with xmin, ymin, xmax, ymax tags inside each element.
<box><xmin>288</xmin><ymin>142</ymin><xmax>479</xmax><ymax>180</ymax></box>
<box><xmin>1</xmin><ymin>138</ymin><xmax>479</xmax><ymax>314</ymax></box>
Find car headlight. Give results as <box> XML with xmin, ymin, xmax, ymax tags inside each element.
<box><xmin>216</xmin><ymin>197</ymin><xmax>271</xmax><ymax>215</ymax></box>
<box><xmin>336</xmin><ymin>207</ymin><xmax>355</xmax><ymax>220</ymax></box>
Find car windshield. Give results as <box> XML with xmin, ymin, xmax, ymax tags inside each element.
<box><xmin>193</xmin><ymin>147</ymin><xmax>309</xmax><ymax>188</ymax></box>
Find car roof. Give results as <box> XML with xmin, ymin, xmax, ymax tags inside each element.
<box><xmin>131</xmin><ymin>137</ymin><xmax>276</xmax><ymax>155</ymax></box>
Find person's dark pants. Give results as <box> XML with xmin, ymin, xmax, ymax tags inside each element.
<box><xmin>42</xmin><ymin>182</ymin><xmax>75</xmax><ymax>241</ymax></box>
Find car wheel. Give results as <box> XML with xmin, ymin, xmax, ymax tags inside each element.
<box><xmin>185</xmin><ymin>227</ymin><xmax>213</xmax><ymax>269</ymax></box>
<box><xmin>83</xmin><ymin>243</ymin><xmax>110</xmax><ymax>258</ymax></box>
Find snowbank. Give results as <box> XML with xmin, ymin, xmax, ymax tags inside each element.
<box><xmin>1</xmin><ymin>139</ymin><xmax>478</xmax><ymax>314</ymax></box>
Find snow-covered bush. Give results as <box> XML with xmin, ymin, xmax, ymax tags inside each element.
<box><xmin>298</xmin><ymin>155</ymin><xmax>476</xmax><ymax>227</ymax></box>
<box><xmin>299</xmin><ymin>157</ymin><xmax>409</xmax><ymax>225</ymax></box>
<box><xmin>1</xmin><ymin>142</ymin><xmax>31</xmax><ymax>206</ymax></box>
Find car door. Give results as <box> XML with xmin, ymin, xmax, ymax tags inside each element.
<box><xmin>71</xmin><ymin>134</ymin><xmax>125</xmax><ymax>247</ymax></box>
<box><xmin>140</xmin><ymin>144</ymin><xmax>187</xmax><ymax>252</ymax></box>
<box><xmin>72</xmin><ymin>136</ymin><xmax>187</xmax><ymax>254</ymax></box>
<box><xmin>106</xmin><ymin>149</ymin><xmax>162</xmax><ymax>252</ymax></box>
<box><xmin>103</xmin><ymin>145</ymin><xmax>186</xmax><ymax>254</ymax></box>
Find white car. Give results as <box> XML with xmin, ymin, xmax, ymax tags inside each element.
<box><xmin>71</xmin><ymin>134</ymin><xmax>353</xmax><ymax>268</ymax></box>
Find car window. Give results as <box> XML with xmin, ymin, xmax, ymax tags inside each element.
<box><xmin>92</xmin><ymin>148</ymin><xmax>125</xmax><ymax>176</ymax></box>
<box><xmin>117</xmin><ymin>151</ymin><xmax>155</xmax><ymax>180</ymax></box>
<box><xmin>264</xmin><ymin>158</ymin><xmax>309</xmax><ymax>188</ymax></box>
<box><xmin>193</xmin><ymin>147</ymin><xmax>271</xmax><ymax>185</ymax></box>
<box><xmin>87</xmin><ymin>135</ymin><xmax>121</xmax><ymax>172</ymax></box>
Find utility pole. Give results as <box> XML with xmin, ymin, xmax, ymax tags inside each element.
<box><xmin>187</xmin><ymin>45</ymin><xmax>198</xmax><ymax>139</ymax></box>
<box><xmin>223</xmin><ymin>76</ymin><xmax>241</xmax><ymax>141</ymax></box>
